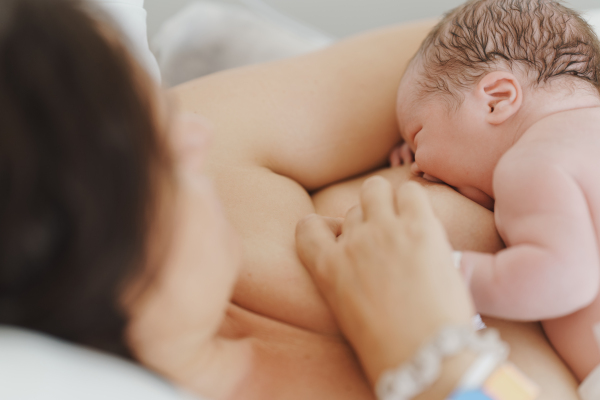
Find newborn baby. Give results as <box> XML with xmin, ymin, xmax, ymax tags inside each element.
<box><xmin>389</xmin><ymin>0</ymin><xmax>600</xmax><ymax>382</ymax></box>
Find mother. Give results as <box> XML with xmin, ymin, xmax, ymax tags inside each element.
<box><xmin>0</xmin><ymin>0</ymin><xmax>581</xmax><ymax>399</ymax></box>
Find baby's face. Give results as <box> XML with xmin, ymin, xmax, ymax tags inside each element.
<box><xmin>395</xmin><ymin>65</ymin><xmax>497</xmax><ymax>209</ymax></box>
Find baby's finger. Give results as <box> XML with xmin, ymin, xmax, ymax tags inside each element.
<box><xmin>395</xmin><ymin>181</ymin><xmax>435</xmax><ymax>220</ymax></box>
<box><xmin>389</xmin><ymin>147</ymin><xmax>402</xmax><ymax>167</ymax></box>
<box><xmin>399</xmin><ymin>143</ymin><xmax>414</xmax><ymax>164</ymax></box>
<box><xmin>360</xmin><ymin>176</ymin><xmax>395</xmax><ymax>221</ymax></box>
<box><xmin>296</xmin><ymin>214</ymin><xmax>339</xmax><ymax>279</ymax></box>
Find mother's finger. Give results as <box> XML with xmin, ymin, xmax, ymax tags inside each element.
<box><xmin>296</xmin><ymin>214</ymin><xmax>341</xmax><ymax>278</ymax></box>
<box><xmin>342</xmin><ymin>205</ymin><xmax>363</xmax><ymax>234</ymax></box>
<box><xmin>360</xmin><ymin>176</ymin><xmax>395</xmax><ymax>221</ymax></box>
<box><xmin>395</xmin><ymin>181</ymin><xmax>435</xmax><ymax>220</ymax></box>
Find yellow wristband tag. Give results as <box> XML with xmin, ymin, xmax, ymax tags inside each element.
<box><xmin>449</xmin><ymin>362</ymin><xmax>539</xmax><ymax>400</ymax></box>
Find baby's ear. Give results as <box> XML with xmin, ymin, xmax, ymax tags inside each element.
<box><xmin>476</xmin><ymin>71</ymin><xmax>523</xmax><ymax>125</ymax></box>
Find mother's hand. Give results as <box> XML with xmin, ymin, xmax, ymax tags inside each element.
<box><xmin>296</xmin><ymin>176</ymin><xmax>475</xmax><ymax>385</ymax></box>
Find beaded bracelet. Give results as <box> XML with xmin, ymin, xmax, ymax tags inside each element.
<box><xmin>375</xmin><ymin>325</ymin><xmax>510</xmax><ymax>400</ymax></box>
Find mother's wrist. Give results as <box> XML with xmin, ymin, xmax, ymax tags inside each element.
<box><xmin>374</xmin><ymin>325</ymin><xmax>538</xmax><ymax>400</ymax></box>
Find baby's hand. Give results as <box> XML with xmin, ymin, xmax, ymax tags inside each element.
<box><xmin>389</xmin><ymin>142</ymin><xmax>414</xmax><ymax>167</ymax></box>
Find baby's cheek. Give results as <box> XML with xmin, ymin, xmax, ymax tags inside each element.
<box><xmin>414</xmin><ymin>148</ymin><xmax>453</xmax><ymax>184</ymax></box>
<box><xmin>413</xmin><ymin>147</ymin><xmax>436</xmax><ymax>175</ymax></box>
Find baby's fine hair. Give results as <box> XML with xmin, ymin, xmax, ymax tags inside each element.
<box><xmin>416</xmin><ymin>0</ymin><xmax>600</xmax><ymax>100</ymax></box>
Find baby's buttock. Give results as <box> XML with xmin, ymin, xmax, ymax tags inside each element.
<box><xmin>532</xmin><ymin>146</ymin><xmax>600</xmax><ymax>381</ymax></box>
<box><xmin>521</xmin><ymin>114</ymin><xmax>600</xmax><ymax>382</ymax></box>
<box><xmin>542</xmin><ymin>295</ymin><xmax>600</xmax><ymax>382</ymax></box>
<box><xmin>542</xmin><ymin>130</ymin><xmax>600</xmax><ymax>378</ymax></box>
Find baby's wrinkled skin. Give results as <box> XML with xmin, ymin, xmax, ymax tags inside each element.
<box><xmin>390</xmin><ymin>62</ymin><xmax>600</xmax><ymax>381</ymax></box>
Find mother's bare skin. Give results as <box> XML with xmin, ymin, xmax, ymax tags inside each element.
<box><xmin>167</xmin><ymin>21</ymin><xmax>579</xmax><ymax>400</ymax></box>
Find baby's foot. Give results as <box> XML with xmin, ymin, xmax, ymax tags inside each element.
<box><xmin>389</xmin><ymin>142</ymin><xmax>414</xmax><ymax>167</ymax></box>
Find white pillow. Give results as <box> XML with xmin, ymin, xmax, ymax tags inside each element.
<box><xmin>584</xmin><ymin>8</ymin><xmax>600</xmax><ymax>37</ymax></box>
<box><xmin>0</xmin><ymin>326</ymin><xmax>201</xmax><ymax>400</ymax></box>
<box><xmin>87</xmin><ymin>0</ymin><xmax>162</xmax><ymax>82</ymax></box>
<box><xmin>152</xmin><ymin>1</ymin><xmax>333</xmax><ymax>87</ymax></box>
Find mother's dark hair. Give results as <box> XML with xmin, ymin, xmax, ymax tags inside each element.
<box><xmin>0</xmin><ymin>0</ymin><xmax>166</xmax><ymax>356</ymax></box>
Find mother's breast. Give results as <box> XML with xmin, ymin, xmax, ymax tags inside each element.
<box><xmin>313</xmin><ymin>166</ymin><xmax>504</xmax><ymax>253</ymax></box>
<box><xmin>219</xmin><ymin>163</ymin><xmax>578</xmax><ymax>399</ymax></box>
<box><xmin>208</xmin><ymin>163</ymin><xmax>343</xmax><ymax>335</ymax></box>
<box><xmin>226</xmin><ymin>164</ymin><xmax>502</xmax><ymax>338</ymax></box>
<box><xmin>220</xmin><ymin>304</ymin><xmax>374</xmax><ymax>400</ymax></box>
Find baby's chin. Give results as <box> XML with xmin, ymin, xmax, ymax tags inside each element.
<box><xmin>455</xmin><ymin>186</ymin><xmax>495</xmax><ymax>211</ymax></box>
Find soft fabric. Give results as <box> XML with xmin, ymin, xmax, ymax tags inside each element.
<box><xmin>89</xmin><ymin>0</ymin><xmax>161</xmax><ymax>82</ymax></box>
<box><xmin>0</xmin><ymin>326</ymin><xmax>200</xmax><ymax>400</ymax></box>
<box><xmin>152</xmin><ymin>1</ymin><xmax>333</xmax><ymax>87</ymax></box>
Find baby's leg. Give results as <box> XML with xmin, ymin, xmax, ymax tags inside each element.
<box><xmin>543</xmin><ymin>294</ymin><xmax>600</xmax><ymax>382</ymax></box>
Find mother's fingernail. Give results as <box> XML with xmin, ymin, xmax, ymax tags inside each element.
<box><xmin>364</xmin><ymin>175</ymin><xmax>385</xmax><ymax>185</ymax></box>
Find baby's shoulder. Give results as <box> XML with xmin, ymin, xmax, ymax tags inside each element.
<box><xmin>526</xmin><ymin>107</ymin><xmax>600</xmax><ymax>142</ymax></box>
<box><xmin>496</xmin><ymin>107</ymin><xmax>600</xmax><ymax>189</ymax></box>
<box><xmin>510</xmin><ymin>107</ymin><xmax>600</xmax><ymax>161</ymax></box>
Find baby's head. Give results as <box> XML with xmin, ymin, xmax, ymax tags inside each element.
<box><xmin>397</xmin><ymin>0</ymin><xmax>600</xmax><ymax>206</ymax></box>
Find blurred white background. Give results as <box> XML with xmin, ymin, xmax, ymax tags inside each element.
<box><xmin>145</xmin><ymin>0</ymin><xmax>600</xmax><ymax>38</ymax></box>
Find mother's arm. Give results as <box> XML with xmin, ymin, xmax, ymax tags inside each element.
<box><xmin>172</xmin><ymin>21</ymin><xmax>441</xmax><ymax>191</ymax></box>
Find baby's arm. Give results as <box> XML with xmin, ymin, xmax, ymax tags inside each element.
<box><xmin>462</xmin><ymin>155</ymin><xmax>600</xmax><ymax>320</ymax></box>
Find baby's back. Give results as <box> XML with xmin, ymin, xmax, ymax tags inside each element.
<box><xmin>518</xmin><ymin>107</ymin><xmax>600</xmax><ymax>231</ymax></box>
<box><xmin>507</xmin><ymin>106</ymin><xmax>600</xmax><ymax>380</ymax></box>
